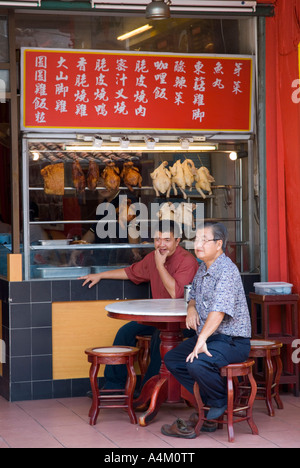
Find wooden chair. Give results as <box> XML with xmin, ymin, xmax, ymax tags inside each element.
<box><xmin>85</xmin><ymin>346</ymin><xmax>139</xmax><ymax>426</ymax></box>
<box><xmin>193</xmin><ymin>359</ymin><xmax>258</xmax><ymax>443</ymax></box>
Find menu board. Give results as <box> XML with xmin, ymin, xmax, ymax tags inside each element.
<box><xmin>21</xmin><ymin>48</ymin><xmax>254</xmax><ymax>133</ymax></box>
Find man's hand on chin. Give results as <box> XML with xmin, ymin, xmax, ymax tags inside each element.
<box><xmin>155</xmin><ymin>249</ymin><xmax>169</xmax><ymax>269</ymax></box>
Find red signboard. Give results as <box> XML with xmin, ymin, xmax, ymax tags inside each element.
<box><xmin>21</xmin><ymin>48</ymin><xmax>254</xmax><ymax>133</ymax></box>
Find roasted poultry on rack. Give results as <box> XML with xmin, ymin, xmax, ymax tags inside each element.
<box><xmin>87</xmin><ymin>160</ymin><xmax>99</xmax><ymax>191</ymax></box>
<box><xmin>170</xmin><ymin>160</ymin><xmax>187</xmax><ymax>199</ymax></box>
<box><xmin>120</xmin><ymin>161</ymin><xmax>142</xmax><ymax>192</ymax></box>
<box><xmin>182</xmin><ymin>159</ymin><xmax>197</xmax><ymax>191</ymax></box>
<box><xmin>194</xmin><ymin>166</ymin><xmax>215</xmax><ymax>198</ymax></box>
<box><xmin>150</xmin><ymin>161</ymin><xmax>172</xmax><ymax>198</ymax></box>
<box><xmin>101</xmin><ymin>161</ymin><xmax>120</xmax><ymax>191</ymax></box>
<box><xmin>72</xmin><ymin>160</ymin><xmax>86</xmax><ymax>195</ymax></box>
<box><xmin>40</xmin><ymin>163</ymin><xmax>65</xmax><ymax>196</ymax></box>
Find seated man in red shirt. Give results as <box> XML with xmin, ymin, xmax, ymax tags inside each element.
<box><xmin>80</xmin><ymin>220</ymin><xmax>199</xmax><ymax>391</ymax></box>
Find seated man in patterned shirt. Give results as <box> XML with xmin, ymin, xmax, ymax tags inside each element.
<box><xmin>161</xmin><ymin>222</ymin><xmax>251</xmax><ymax>439</ymax></box>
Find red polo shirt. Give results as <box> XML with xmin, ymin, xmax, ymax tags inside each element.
<box><xmin>125</xmin><ymin>246</ymin><xmax>199</xmax><ymax>299</ymax></box>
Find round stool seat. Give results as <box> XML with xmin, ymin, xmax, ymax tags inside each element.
<box><xmin>87</xmin><ymin>346</ymin><xmax>139</xmax><ymax>356</ymax></box>
<box><xmin>250</xmin><ymin>339</ymin><xmax>283</xmax><ymax>349</ymax></box>
<box><xmin>220</xmin><ymin>359</ymin><xmax>255</xmax><ymax>377</ymax></box>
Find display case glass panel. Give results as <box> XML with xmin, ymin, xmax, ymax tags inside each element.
<box><xmin>22</xmin><ymin>137</ymin><xmax>255</xmax><ymax>280</ymax></box>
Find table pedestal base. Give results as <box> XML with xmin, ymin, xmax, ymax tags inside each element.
<box><xmin>134</xmin><ymin>324</ymin><xmax>184</xmax><ymax>426</ymax></box>
<box><xmin>134</xmin><ymin>376</ymin><xmax>168</xmax><ymax>426</ymax></box>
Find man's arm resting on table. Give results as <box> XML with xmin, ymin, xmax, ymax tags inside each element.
<box><xmin>186</xmin><ymin>311</ymin><xmax>225</xmax><ymax>363</ymax></box>
<box><xmin>80</xmin><ymin>268</ymin><xmax>129</xmax><ymax>288</ymax></box>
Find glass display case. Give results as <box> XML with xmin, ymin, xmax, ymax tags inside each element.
<box><xmin>22</xmin><ymin>135</ymin><xmax>256</xmax><ymax>280</ymax></box>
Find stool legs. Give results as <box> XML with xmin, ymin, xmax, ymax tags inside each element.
<box><xmin>125</xmin><ymin>355</ymin><xmax>138</xmax><ymax>425</ymax></box>
<box><xmin>89</xmin><ymin>359</ymin><xmax>100</xmax><ymax>426</ymax></box>
<box><xmin>88</xmin><ymin>357</ymin><xmax>137</xmax><ymax>426</ymax></box>
<box><xmin>265</xmin><ymin>349</ymin><xmax>274</xmax><ymax>416</ymax></box>
<box><xmin>274</xmin><ymin>354</ymin><xmax>284</xmax><ymax>410</ymax></box>
<box><xmin>193</xmin><ymin>362</ymin><xmax>258</xmax><ymax>443</ymax></box>
<box><xmin>247</xmin><ymin>371</ymin><xmax>259</xmax><ymax>437</ymax></box>
<box><xmin>226</xmin><ymin>368</ymin><xmax>235</xmax><ymax>443</ymax></box>
<box><xmin>249</xmin><ymin>341</ymin><xmax>284</xmax><ymax>416</ymax></box>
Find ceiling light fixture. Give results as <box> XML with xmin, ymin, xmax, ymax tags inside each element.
<box><xmin>229</xmin><ymin>151</ymin><xmax>238</xmax><ymax>161</ymax></box>
<box><xmin>117</xmin><ymin>24</ymin><xmax>153</xmax><ymax>41</ymax></box>
<box><xmin>65</xmin><ymin>143</ymin><xmax>218</xmax><ymax>152</ymax></box>
<box><xmin>91</xmin><ymin>1</ymin><xmax>256</xmax><ymax>14</ymax></box>
<box><xmin>145</xmin><ymin>0</ymin><xmax>171</xmax><ymax>20</ymax></box>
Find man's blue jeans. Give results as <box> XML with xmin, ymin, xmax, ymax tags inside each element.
<box><xmin>164</xmin><ymin>333</ymin><xmax>251</xmax><ymax>408</ymax></box>
<box><xmin>104</xmin><ymin>321</ymin><xmax>195</xmax><ymax>389</ymax></box>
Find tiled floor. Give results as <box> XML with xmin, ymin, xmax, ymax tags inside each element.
<box><xmin>0</xmin><ymin>393</ymin><xmax>299</xmax><ymax>448</ymax></box>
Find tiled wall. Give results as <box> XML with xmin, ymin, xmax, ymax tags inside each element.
<box><xmin>0</xmin><ymin>278</ymin><xmax>150</xmax><ymax>402</ymax></box>
<box><xmin>0</xmin><ymin>274</ymin><xmax>258</xmax><ymax>402</ymax></box>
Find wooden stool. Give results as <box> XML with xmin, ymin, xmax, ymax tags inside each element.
<box><xmin>193</xmin><ymin>359</ymin><xmax>258</xmax><ymax>443</ymax></box>
<box><xmin>248</xmin><ymin>339</ymin><xmax>283</xmax><ymax>416</ymax></box>
<box><xmin>85</xmin><ymin>346</ymin><xmax>139</xmax><ymax>426</ymax></box>
<box><xmin>136</xmin><ymin>335</ymin><xmax>152</xmax><ymax>381</ymax></box>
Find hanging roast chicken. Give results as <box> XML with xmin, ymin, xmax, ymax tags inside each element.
<box><xmin>170</xmin><ymin>160</ymin><xmax>187</xmax><ymax>199</ymax></box>
<box><xmin>72</xmin><ymin>159</ymin><xmax>86</xmax><ymax>195</ymax></box>
<box><xmin>101</xmin><ymin>161</ymin><xmax>121</xmax><ymax>191</ymax></box>
<box><xmin>87</xmin><ymin>160</ymin><xmax>99</xmax><ymax>191</ymax></box>
<box><xmin>150</xmin><ymin>161</ymin><xmax>172</xmax><ymax>198</ymax></box>
<box><xmin>182</xmin><ymin>159</ymin><xmax>197</xmax><ymax>191</ymax></box>
<box><xmin>120</xmin><ymin>161</ymin><xmax>142</xmax><ymax>192</ymax></box>
<box><xmin>41</xmin><ymin>163</ymin><xmax>65</xmax><ymax>196</ymax></box>
<box><xmin>194</xmin><ymin>166</ymin><xmax>215</xmax><ymax>198</ymax></box>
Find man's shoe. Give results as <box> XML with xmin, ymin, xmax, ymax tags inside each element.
<box><xmin>161</xmin><ymin>418</ymin><xmax>197</xmax><ymax>439</ymax></box>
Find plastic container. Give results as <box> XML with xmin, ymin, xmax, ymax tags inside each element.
<box><xmin>254</xmin><ymin>282</ymin><xmax>293</xmax><ymax>295</ymax></box>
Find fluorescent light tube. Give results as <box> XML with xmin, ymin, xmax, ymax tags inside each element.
<box><xmin>118</xmin><ymin>24</ymin><xmax>153</xmax><ymax>41</ymax></box>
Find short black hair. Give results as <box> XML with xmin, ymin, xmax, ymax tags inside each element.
<box><xmin>156</xmin><ymin>220</ymin><xmax>182</xmax><ymax>239</ymax></box>
<box><xmin>204</xmin><ymin>221</ymin><xmax>228</xmax><ymax>251</ymax></box>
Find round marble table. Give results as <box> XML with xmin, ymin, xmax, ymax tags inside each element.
<box><xmin>105</xmin><ymin>298</ymin><xmax>188</xmax><ymax>426</ymax></box>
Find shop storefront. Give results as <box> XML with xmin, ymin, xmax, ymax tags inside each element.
<box><xmin>0</xmin><ymin>1</ymin><xmax>285</xmax><ymax>401</ymax></box>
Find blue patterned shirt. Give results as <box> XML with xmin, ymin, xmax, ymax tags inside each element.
<box><xmin>189</xmin><ymin>253</ymin><xmax>251</xmax><ymax>338</ymax></box>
